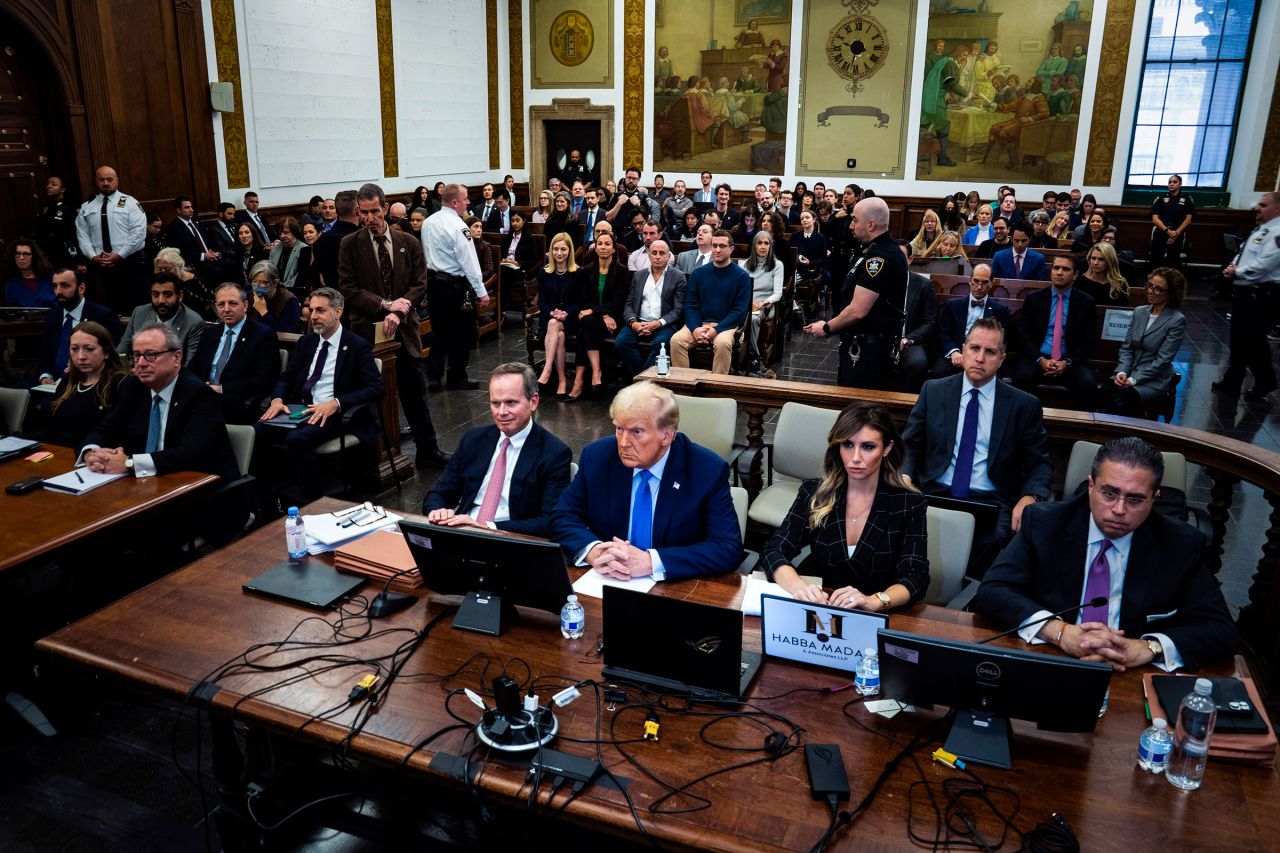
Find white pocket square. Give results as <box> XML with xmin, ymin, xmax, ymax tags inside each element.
<box><xmin>1146</xmin><ymin>609</ymin><xmax>1178</xmax><ymax>622</ymax></box>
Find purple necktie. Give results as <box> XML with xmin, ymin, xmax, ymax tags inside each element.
<box><xmin>1082</xmin><ymin>540</ymin><xmax>1112</xmax><ymax>624</ymax></box>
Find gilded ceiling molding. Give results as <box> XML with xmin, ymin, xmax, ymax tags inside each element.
<box><xmin>508</xmin><ymin>0</ymin><xmax>525</xmax><ymax>169</ymax></box>
<box><xmin>1082</xmin><ymin>0</ymin><xmax>1137</xmax><ymax>186</ymax></box>
<box><xmin>209</xmin><ymin>0</ymin><xmax>249</xmax><ymax>188</ymax></box>
<box><xmin>621</xmin><ymin>0</ymin><xmax>644</xmax><ymax>168</ymax></box>
<box><xmin>1254</xmin><ymin>60</ymin><xmax>1280</xmax><ymax>192</ymax></box>
<box><xmin>487</xmin><ymin>0</ymin><xmax>500</xmax><ymax>169</ymax></box>
<box><xmin>375</xmin><ymin>0</ymin><xmax>398</xmax><ymax>177</ymax></box>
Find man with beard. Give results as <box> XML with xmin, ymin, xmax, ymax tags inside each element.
<box><xmin>117</xmin><ymin>272</ymin><xmax>204</xmax><ymax>366</ymax></box>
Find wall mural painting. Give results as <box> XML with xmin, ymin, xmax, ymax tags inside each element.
<box><xmin>652</xmin><ymin>0</ymin><xmax>790</xmax><ymax>176</ymax></box>
<box><xmin>918</xmin><ymin>0</ymin><xmax>1097</xmax><ymax>185</ymax></box>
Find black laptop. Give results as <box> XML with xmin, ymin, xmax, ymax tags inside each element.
<box><xmin>601</xmin><ymin>586</ymin><xmax>762</xmax><ymax>701</ymax></box>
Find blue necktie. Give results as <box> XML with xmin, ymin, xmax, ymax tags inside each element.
<box><xmin>950</xmin><ymin>389</ymin><xmax>981</xmax><ymax>498</ymax></box>
<box><xmin>145</xmin><ymin>394</ymin><xmax>163</xmax><ymax>453</ymax></box>
<box><xmin>630</xmin><ymin>469</ymin><xmax>653</xmax><ymax>550</ymax></box>
<box><xmin>55</xmin><ymin>312</ymin><xmax>74</xmax><ymax>374</ymax></box>
<box><xmin>302</xmin><ymin>340</ymin><xmax>330</xmax><ymax>401</ymax></box>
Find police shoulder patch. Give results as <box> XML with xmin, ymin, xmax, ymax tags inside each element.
<box><xmin>866</xmin><ymin>257</ymin><xmax>884</xmax><ymax>277</ymax></box>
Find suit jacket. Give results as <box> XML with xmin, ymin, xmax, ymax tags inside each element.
<box><xmin>622</xmin><ymin>265</ymin><xmax>686</xmax><ymax>328</ymax></box>
<box><xmin>118</xmin><ymin>304</ymin><xmax>205</xmax><ymax>366</ymax></box>
<box><xmin>938</xmin><ymin>295</ymin><xmax>1012</xmax><ymax>357</ymax></box>
<box><xmin>903</xmin><ymin>373</ymin><xmax>1053</xmax><ymax>505</ymax></box>
<box><xmin>268</xmin><ymin>242</ymin><xmax>304</xmax><ymax>286</ymax></box>
<box><xmin>575</xmin><ymin>259</ymin><xmax>628</xmax><ymax>319</ymax></box>
<box><xmin>312</xmin><ymin>220</ymin><xmax>358</xmax><ymax>291</ymax></box>
<box><xmin>551</xmin><ymin>433</ymin><xmax>742</xmax><ymax>581</ymax></box>
<box><xmin>188</xmin><ymin>319</ymin><xmax>282</xmax><ymax>423</ymax></box>
<box><xmin>424</xmin><ymin>422</ymin><xmax>572</xmax><ymax>537</ymax></box>
<box><xmin>759</xmin><ymin>481</ymin><xmax>930</xmax><ymax>600</ymax></box>
<box><xmin>675</xmin><ymin>248</ymin><xmax>712</xmax><ymax>276</ymax></box>
<box><xmin>235</xmin><ymin>209</ymin><xmax>276</xmax><ymax>244</ymax></box>
<box><xmin>903</xmin><ymin>272</ymin><xmax>939</xmax><ymax>356</ymax></box>
<box><xmin>471</xmin><ymin>200</ymin><xmax>498</xmax><ymax>223</ymax></box>
<box><xmin>82</xmin><ymin>372</ymin><xmax>238</xmax><ymax>482</ymax></box>
<box><xmin>40</xmin><ymin>299</ymin><xmax>120</xmax><ymax>377</ymax></box>
<box><xmin>165</xmin><ymin>217</ymin><xmax>213</xmax><ymax>270</ymax></box>
<box><xmin>1017</xmin><ymin>285</ymin><xmax>1097</xmax><ymax>365</ymax></box>
<box><xmin>973</xmin><ymin>493</ymin><xmax>1240</xmax><ymax>670</ymax></box>
<box><xmin>1114</xmin><ymin>305</ymin><xmax>1185</xmax><ymax>395</ymax></box>
<box><xmin>336</xmin><ymin>226</ymin><xmax>428</xmax><ymax>358</ymax></box>
<box><xmin>991</xmin><ymin>247</ymin><xmax>1048</xmax><ymax>281</ymax></box>
<box><xmin>273</xmin><ymin>329</ymin><xmax>385</xmax><ymax>445</ymax></box>
<box><xmin>484</xmin><ymin>206</ymin><xmax>511</xmax><ymax>234</ymax></box>
<box><xmin>500</xmin><ymin>230</ymin><xmax>542</xmax><ymax>273</ymax></box>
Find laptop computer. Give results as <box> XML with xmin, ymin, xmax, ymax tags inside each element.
<box><xmin>601</xmin><ymin>586</ymin><xmax>762</xmax><ymax>701</ymax></box>
<box><xmin>242</xmin><ymin>558</ymin><xmax>367</xmax><ymax>609</ymax></box>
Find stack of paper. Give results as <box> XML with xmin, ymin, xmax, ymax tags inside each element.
<box><xmin>42</xmin><ymin>467</ymin><xmax>127</xmax><ymax>495</ymax></box>
<box><xmin>302</xmin><ymin>509</ymin><xmax>403</xmax><ymax>555</ymax></box>
<box><xmin>334</xmin><ymin>529</ymin><xmax>422</xmax><ymax>590</ymax></box>
<box><xmin>741</xmin><ymin>574</ymin><xmax>792</xmax><ymax>616</ymax></box>
<box><xmin>571</xmin><ymin>570</ymin><xmax>656</xmax><ymax>599</ymax></box>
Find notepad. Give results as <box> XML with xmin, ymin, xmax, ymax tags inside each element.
<box><xmin>0</xmin><ymin>436</ymin><xmax>40</xmax><ymax>453</ymax></box>
<box><xmin>259</xmin><ymin>404</ymin><xmax>310</xmax><ymax>429</ymax></box>
<box><xmin>571</xmin><ymin>569</ymin><xmax>655</xmax><ymax>599</ymax></box>
<box><xmin>42</xmin><ymin>467</ymin><xmax>128</xmax><ymax>494</ymax></box>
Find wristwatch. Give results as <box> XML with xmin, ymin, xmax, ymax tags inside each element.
<box><xmin>822</xmin><ymin>321</ymin><xmax>832</xmax><ymax>335</ymax></box>
<box><xmin>1145</xmin><ymin>637</ymin><xmax>1164</xmax><ymax>663</ymax></box>
<box><xmin>124</xmin><ymin>456</ymin><xmax>134</xmax><ymax>470</ymax></box>
<box><xmin>874</xmin><ymin>591</ymin><xmax>892</xmax><ymax>610</ymax></box>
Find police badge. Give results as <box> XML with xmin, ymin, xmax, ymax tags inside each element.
<box><xmin>866</xmin><ymin>257</ymin><xmax>884</xmax><ymax>277</ymax></box>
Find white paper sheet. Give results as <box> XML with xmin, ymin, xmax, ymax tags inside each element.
<box><xmin>741</xmin><ymin>575</ymin><xmax>792</xmax><ymax>616</ymax></box>
<box><xmin>42</xmin><ymin>467</ymin><xmax>127</xmax><ymax>494</ymax></box>
<box><xmin>571</xmin><ymin>569</ymin><xmax>656</xmax><ymax>599</ymax></box>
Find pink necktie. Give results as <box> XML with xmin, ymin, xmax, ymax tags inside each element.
<box><xmin>1050</xmin><ymin>293</ymin><xmax>1064</xmax><ymax>361</ymax></box>
<box><xmin>1014</xmin><ymin>253</ymin><xmax>1023</xmax><ymax>277</ymax></box>
<box><xmin>476</xmin><ymin>438</ymin><xmax>510</xmax><ymax>524</ymax></box>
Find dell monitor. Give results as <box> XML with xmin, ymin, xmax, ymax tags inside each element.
<box><xmin>877</xmin><ymin>628</ymin><xmax>1112</xmax><ymax>769</ymax></box>
<box><xmin>399</xmin><ymin>519</ymin><xmax>573</xmax><ymax>636</ymax></box>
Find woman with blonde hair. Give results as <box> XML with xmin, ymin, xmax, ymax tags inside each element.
<box><xmin>1047</xmin><ymin>210</ymin><xmax>1073</xmax><ymax>243</ymax></box>
<box><xmin>758</xmin><ymin>401</ymin><xmax>929</xmax><ymax>609</ymax></box>
<box><xmin>908</xmin><ymin>209</ymin><xmax>942</xmax><ymax>258</ymax></box>
<box><xmin>536</xmin><ymin>232</ymin><xmax>580</xmax><ymax>399</ymax></box>
<box><xmin>1078</xmin><ymin>242</ymin><xmax>1129</xmax><ymax>306</ymax></box>
<box><xmin>922</xmin><ymin>230</ymin><xmax>968</xmax><ymax>261</ymax></box>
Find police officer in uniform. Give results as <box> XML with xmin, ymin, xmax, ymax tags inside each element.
<box><xmin>75</xmin><ymin>165</ymin><xmax>148</xmax><ymax>315</ymax></box>
<box><xmin>803</xmin><ymin>197</ymin><xmax>907</xmax><ymax>390</ymax></box>
<box><xmin>423</xmin><ymin>182</ymin><xmax>491</xmax><ymax>392</ymax></box>
<box><xmin>1212</xmin><ymin>191</ymin><xmax>1280</xmax><ymax>400</ymax></box>
<box><xmin>37</xmin><ymin>175</ymin><xmax>78</xmax><ymax>267</ymax></box>
<box><xmin>1148</xmin><ymin>174</ymin><xmax>1195</xmax><ymax>271</ymax></box>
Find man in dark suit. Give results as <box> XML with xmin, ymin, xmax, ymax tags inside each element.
<box><xmin>81</xmin><ymin>323</ymin><xmax>237</xmax><ymax>482</ymax></box>
<box><xmin>552</xmin><ymin>382</ymin><xmax>742</xmax><ymax>581</ymax></box>
<box><xmin>338</xmin><ymin>182</ymin><xmax>448</xmax><ymax>468</ymax></box>
<box><xmin>1013</xmin><ymin>255</ymin><xmax>1098</xmax><ymax>407</ymax></box>
<box><xmin>202</xmin><ymin>203</ymin><xmax>243</xmax><ymax>282</ymax></box>
<box><xmin>614</xmin><ymin>242</ymin><xmax>687</xmax><ymax>377</ymax></box>
<box><xmin>903</xmin><ymin>317</ymin><xmax>1053</xmax><ymax>572</ymax></box>
<box><xmin>37</xmin><ymin>268</ymin><xmax>120</xmax><ymax>385</ymax></box>
<box><xmin>470</xmin><ymin>183</ymin><xmax>497</xmax><ymax>223</ymax></box>
<box><xmin>165</xmin><ymin>195</ymin><xmax>223</xmax><ymax>282</ymax></box>
<box><xmin>257</xmin><ymin>287</ymin><xmax>384</xmax><ymax>502</ymax></box>
<box><xmin>485</xmin><ymin>194</ymin><xmax>512</xmax><ymax>234</ymax></box>
<box><xmin>189</xmin><ymin>283</ymin><xmax>282</xmax><ymax>424</ymax></box>
<box><xmin>990</xmin><ymin>222</ymin><xmax>1048</xmax><ymax>281</ymax></box>
<box><xmin>898</xmin><ymin>268</ymin><xmax>939</xmax><ymax>393</ymax></box>
<box><xmin>932</xmin><ymin>263</ymin><xmax>1011</xmax><ymax>377</ymax></box>
<box><xmin>974</xmin><ymin>437</ymin><xmax>1239</xmax><ymax>672</ymax></box>
<box><xmin>424</xmin><ymin>363</ymin><xmax>572</xmax><ymax>538</ymax></box>
<box><xmin>312</xmin><ymin>190</ymin><xmax>359</xmax><ymax>290</ymax></box>
<box><xmin>234</xmin><ymin>191</ymin><xmax>276</xmax><ymax>246</ymax></box>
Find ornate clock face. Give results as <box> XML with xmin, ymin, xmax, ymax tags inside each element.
<box><xmin>826</xmin><ymin>14</ymin><xmax>888</xmax><ymax>83</ymax></box>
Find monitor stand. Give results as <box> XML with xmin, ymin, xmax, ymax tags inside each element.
<box><xmin>454</xmin><ymin>590</ymin><xmax>504</xmax><ymax>636</ymax></box>
<box><xmin>944</xmin><ymin>709</ymin><xmax>1012</xmax><ymax>770</ymax></box>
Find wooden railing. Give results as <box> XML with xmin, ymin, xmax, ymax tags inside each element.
<box><xmin>647</xmin><ymin>366</ymin><xmax>1280</xmax><ymax>690</ymax></box>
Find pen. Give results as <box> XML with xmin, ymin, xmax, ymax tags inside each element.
<box><xmin>75</xmin><ymin>470</ymin><xmax>85</xmax><ymax>484</ymax></box>
<box><xmin>1141</xmin><ymin>676</ymin><xmax>1152</xmax><ymax>722</ymax></box>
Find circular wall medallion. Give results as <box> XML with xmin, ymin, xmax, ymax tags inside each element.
<box><xmin>549</xmin><ymin>11</ymin><xmax>594</xmax><ymax>67</ymax></box>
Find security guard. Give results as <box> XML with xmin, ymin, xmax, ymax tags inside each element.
<box><xmin>1148</xmin><ymin>174</ymin><xmax>1195</xmax><ymax>270</ymax></box>
<box><xmin>1212</xmin><ymin>191</ymin><xmax>1280</xmax><ymax>400</ymax></box>
<box><xmin>75</xmin><ymin>165</ymin><xmax>148</xmax><ymax>314</ymax></box>
<box><xmin>36</xmin><ymin>176</ymin><xmax>78</xmax><ymax>266</ymax></box>
<box><xmin>804</xmin><ymin>197</ymin><xmax>907</xmax><ymax>390</ymax></box>
<box><xmin>423</xmin><ymin>182</ymin><xmax>490</xmax><ymax>392</ymax></box>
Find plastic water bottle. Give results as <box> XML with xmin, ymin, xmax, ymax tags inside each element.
<box><xmin>560</xmin><ymin>594</ymin><xmax>585</xmax><ymax>640</ymax></box>
<box><xmin>1167</xmin><ymin>678</ymin><xmax>1217</xmax><ymax>791</ymax></box>
<box><xmin>1137</xmin><ymin>717</ymin><xmax>1173</xmax><ymax>773</ymax></box>
<box><xmin>656</xmin><ymin>343</ymin><xmax>670</xmax><ymax>376</ymax></box>
<box><xmin>285</xmin><ymin>507</ymin><xmax>307</xmax><ymax>559</ymax></box>
<box><xmin>854</xmin><ymin>647</ymin><xmax>880</xmax><ymax>696</ymax></box>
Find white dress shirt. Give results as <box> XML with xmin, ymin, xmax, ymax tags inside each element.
<box><xmin>576</xmin><ymin>447</ymin><xmax>672</xmax><ymax>580</ymax></box>
<box><xmin>639</xmin><ymin>269</ymin><xmax>665</xmax><ymax>323</ymax></box>
<box><xmin>307</xmin><ymin>324</ymin><xmax>343</xmax><ymax>404</ymax></box>
<box><xmin>209</xmin><ymin>316</ymin><xmax>248</xmax><ymax>381</ymax></box>
<box><xmin>467</xmin><ymin>419</ymin><xmax>533</xmax><ymax>525</ymax></box>
<box><xmin>39</xmin><ymin>299</ymin><xmax>86</xmax><ymax>381</ymax></box>
<box><xmin>77</xmin><ymin>374</ymin><xmax>178</xmax><ymax>478</ymax></box>
<box><xmin>628</xmin><ymin>247</ymin><xmax>652</xmax><ymax>273</ymax></box>
<box><xmin>936</xmin><ymin>376</ymin><xmax>997</xmax><ymax>494</ymax></box>
<box><xmin>423</xmin><ymin>206</ymin><xmax>485</xmax><ymax>297</ymax></box>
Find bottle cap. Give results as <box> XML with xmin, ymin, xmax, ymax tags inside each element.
<box><xmin>567</xmin><ymin>594</ymin><xmax>578</xmax><ymax>603</ymax></box>
<box><xmin>864</xmin><ymin>647</ymin><xmax>875</xmax><ymax>656</ymax></box>
<box><xmin>287</xmin><ymin>506</ymin><xmax>299</xmax><ymax>516</ymax></box>
<box><xmin>1153</xmin><ymin>718</ymin><xmax>1167</xmax><ymax>729</ymax></box>
<box><xmin>1193</xmin><ymin>677</ymin><xmax>1213</xmax><ymax>695</ymax></box>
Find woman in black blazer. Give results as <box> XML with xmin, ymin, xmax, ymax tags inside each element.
<box><xmin>759</xmin><ymin>401</ymin><xmax>930</xmax><ymax>610</ymax></box>
<box><xmin>569</xmin><ymin>231</ymin><xmax>627</xmax><ymax>401</ymax></box>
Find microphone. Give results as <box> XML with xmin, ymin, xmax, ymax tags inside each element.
<box><xmin>368</xmin><ymin>567</ymin><xmax>420</xmax><ymax>618</ymax></box>
<box><xmin>977</xmin><ymin>597</ymin><xmax>1107</xmax><ymax>645</ymax></box>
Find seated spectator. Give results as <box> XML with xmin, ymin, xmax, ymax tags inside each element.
<box><xmin>535</xmin><ymin>232</ymin><xmax>579</xmax><ymax>399</ymax></box>
<box><xmin>908</xmin><ymin>209</ymin><xmax>942</xmax><ymax>258</ymax></box>
<box><xmin>669</xmin><ymin>207</ymin><xmax>701</xmax><ymax>244</ymax></box>
<box><xmin>1071</xmin><ymin>210</ymin><xmax>1109</xmax><ymax>253</ymax></box>
<box><xmin>759</xmin><ymin>401</ymin><xmax>928</xmax><ymax>608</ymax></box>
<box><xmin>1099</xmin><ymin>227</ymin><xmax>1141</xmax><ymax>285</ymax></box>
<box><xmin>1012</xmin><ymin>255</ymin><xmax>1098</xmax><ymax>406</ymax></box>
<box><xmin>616</xmin><ymin>241</ymin><xmax>686</xmax><ymax>378</ymax></box>
<box><xmin>972</xmin><ymin>217</ymin><xmax>1011</xmax><ymax>259</ymax></box>
<box><xmin>543</xmin><ymin>191</ymin><xmax>577</xmax><ymax>240</ymax></box>
<box><xmin>81</xmin><ymin>323</ymin><xmax>237</xmax><ymax>481</ymax></box>
<box><xmin>499</xmin><ymin>211</ymin><xmax>542</xmax><ymax>279</ymax></box>
<box><xmin>532</xmin><ymin>191</ymin><xmax>553</xmax><ymax>224</ymax></box>
<box><xmin>991</xmin><ymin>223</ymin><xmax>1048</xmax><ymax>280</ymax></box>
<box><xmin>300</xmin><ymin>195</ymin><xmax>326</xmax><ymax>229</ymax></box>
<box><xmin>973</xmin><ymin>437</ymin><xmax>1239</xmax><ymax>671</ymax></box>
<box><xmin>38</xmin><ymin>268</ymin><xmax>120</xmax><ymax>385</ymax></box>
<box><xmin>670</xmin><ymin>230</ymin><xmax>752</xmax><ymax>375</ymax></box>
<box><xmin>153</xmin><ymin>247</ymin><xmax>214</xmax><ymax>320</ymax></box>
<box><xmin>551</xmin><ymin>381</ymin><xmax>742</xmax><ymax>581</ymax></box>
<box><xmin>465</xmin><ymin>216</ymin><xmax>496</xmax><ymax>284</ymax></box>
<box><xmin>268</xmin><ymin>217</ymin><xmax>304</xmax><ymax>288</ymax></box>
<box><xmin>791</xmin><ymin>210</ymin><xmax>829</xmax><ymax>282</ymax></box>
<box><xmin>570</xmin><ymin>231</ymin><xmax>628</xmax><ymax>400</ymax></box>
<box><xmin>1076</xmin><ymin>243</ymin><xmax>1130</xmax><ymax>307</ymax></box>
<box><xmin>1027</xmin><ymin>210</ymin><xmax>1057</xmax><ymax>249</ymax></box>
<box><xmin>257</xmin><ymin>287</ymin><xmax>384</xmax><ymax>502</ymax></box>
<box><xmin>43</xmin><ymin>321</ymin><xmax>129</xmax><ymax>448</ymax></box>
<box><xmin>920</xmin><ymin>230</ymin><xmax>968</xmax><ymax>262</ymax></box>
<box><xmin>408</xmin><ymin>207</ymin><xmax>428</xmax><ymax>242</ymax></box>
<box><xmin>676</xmin><ymin>223</ymin><xmax>714</xmax><ymax>274</ymax></box>
<box><xmin>730</xmin><ymin>206</ymin><xmax>759</xmax><ymax>246</ymax></box>
<box><xmin>663</xmin><ymin>180</ymin><xmax>693</xmax><ymax>233</ymax></box>
<box><xmin>295</xmin><ymin>221</ymin><xmax>323</xmax><ymax>293</ymax></box>
<box><xmin>1046</xmin><ymin>210</ymin><xmax>1073</xmax><ymax>244</ymax></box>
<box><xmin>4</xmin><ymin>239</ymin><xmax>55</xmax><ymax>308</ymax></box>
<box><xmin>940</xmin><ymin>196</ymin><xmax>964</xmax><ymax>232</ymax></box>
<box><xmin>486</xmin><ymin>194</ymin><xmax>513</xmax><ymax>234</ymax></box>
<box><xmin>961</xmin><ymin>190</ymin><xmax>984</xmax><ymax>225</ymax></box>
<box><xmin>932</xmin><ymin>263</ymin><xmax>1010</xmax><ymax>377</ymax></box>
<box><xmin>626</xmin><ymin>220</ymin><xmax>661</xmax><ymax>273</ymax></box>
<box><xmin>118</xmin><ymin>272</ymin><xmax>204</xmax><ymax>366</ymax></box>
<box><xmin>233</xmin><ymin>220</ymin><xmax>268</xmax><ymax>289</ymax></box>
<box><xmin>424</xmin><ymin>362</ymin><xmax>572</xmax><ymax>537</ymax></box>
<box><xmin>740</xmin><ymin>230</ymin><xmax>784</xmax><ymax>372</ymax></box>
<box><xmin>898</xmin><ymin>262</ymin><xmax>939</xmax><ymax>393</ymax></box>
<box><xmin>189</xmin><ymin>282</ymin><xmax>283</xmax><ymax>424</ymax></box>
<box><xmin>247</xmin><ymin>260</ymin><xmax>301</xmax><ymax>332</ymax></box>
<box><xmin>1070</xmin><ymin>193</ymin><xmax>1097</xmax><ymax>230</ymax></box>
<box><xmin>963</xmin><ymin>205</ymin><xmax>994</xmax><ymax>246</ymax></box>
<box><xmin>1103</xmin><ymin>268</ymin><xmax>1187</xmax><ymax>416</ymax></box>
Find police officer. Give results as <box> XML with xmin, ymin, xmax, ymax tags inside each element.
<box><xmin>75</xmin><ymin>165</ymin><xmax>148</xmax><ymax>314</ymax></box>
<box><xmin>1148</xmin><ymin>174</ymin><xmax>1195</xmax><ymax>270</ymax></box>
<box><xmin>1212</xmin><ymin>191</ymin><xmax>1280</xmax><ymax>400</ymax></box>
<box><xmin>423</xmin><ymin>182</ymin><xmax>490</xmax><ymax>392</ymax></box>
<box><xmin>36</xmin><ymin>175</ymin><xmax>78</xmax><ymax>267</ymax></box>
<box><xmin>803</xmin><ymin>197</ymin><xmax>907</xmax><ymax>390</ymax></box>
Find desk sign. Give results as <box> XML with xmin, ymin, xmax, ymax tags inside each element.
<box><xmin>1101</xmin><ymin>308</ymin><xmax>1134</xmax><ymax>342</ymax></box>
<box><xmin>759</xmin><ymin>594</ymin><xmax>888</xmax><ymax>674</ymax></box>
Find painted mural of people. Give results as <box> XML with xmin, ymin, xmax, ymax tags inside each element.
<box><xmin>921</xmin><ymin>42</ymin><xmax>968</xmax><ymax>167</ymax></box>
<box><xmin>1036</xmin><ymin>43</ymin><xmax>1068</xmax><ymax>93</ymax></box>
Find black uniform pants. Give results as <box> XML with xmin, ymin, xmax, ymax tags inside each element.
<box><xmin>1221</xmin><ymin>285</ymin><xmax>1277</xmax><ymax>390</ymax></box>
<box><xmin>426</xmin><ymin>274</ymin><xmax>475</xmax><ymax>385</ymax></box>
<box><xmin>838</xmin><ymin>334</ymin><xmax>894</xmax><ymax>390</ymax></box>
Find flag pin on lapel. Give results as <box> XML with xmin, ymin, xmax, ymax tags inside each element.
<box><xmin>673</xmin><ymin>482</ymin><xmax>680</xmax><ymax>490</ymax></box>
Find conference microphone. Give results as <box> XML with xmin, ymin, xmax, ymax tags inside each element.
<box><xmin>368</xmin><ymin>567</ymin><xmax>420</xmax><ymax>618</ymax></box>
<box><xmin>977</xmin><ymin>597</ymin><xmax>1108</xmax><ymax>645</ymax></box>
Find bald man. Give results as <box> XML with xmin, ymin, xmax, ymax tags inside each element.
<box><xmin>76</xmin><ymin>165</ymin><xmax>149</xmax><ymax>313</ymax></box>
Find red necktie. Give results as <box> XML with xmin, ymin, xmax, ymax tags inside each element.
<box><xmin>1050</xmin><ymin>293</ymin><xmax>1064</xmax><ymax>361</ymax></box>
<box><xmin>1014</xmin><ymin>253</ymin><xmax>1023</xmax><ymax>277</ymax></box>
<box><xmin>476</xmin><ymin>438</ymin><xmax>510</xmax><ymax>524</ymax></box>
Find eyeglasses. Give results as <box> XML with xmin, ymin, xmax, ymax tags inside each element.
<box><xmin>1146</xmin><ymin>284</ymin><xmax>1168</xmax><ymax>293</ymax></box>
<box><xmin>1094</xmin><ymin>485</ymin><xmax>1153</xmax><ymax>508</ymax></box>
<box><xmin>131</xmin><ymin>348</ymin><xmax>178</xmax><ymax>363</ymax></box>
<box><xmin>13</xmin><ymin>250</ymin><xmax>32</xmax><ymax>257</ymax></box>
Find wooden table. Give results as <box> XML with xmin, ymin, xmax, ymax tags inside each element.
<box><xmin>0</xmin><ymin>444</ymin><xmax>218</xmax><ymax>572</ymax></box>
<box><xmin>36</xmin><ymin>499</ymin><xmax>1280</xmax><ymax>851</ymax></box>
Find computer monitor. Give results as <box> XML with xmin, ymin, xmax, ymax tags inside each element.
<box><xmin>399</xmin><ymin>519</ymin><xmax>573</xmax><ymax>637</ymax></box>
<box><xmin>877</xmin><ymin>628</ymin><xmax>1112</xmax><ymax>769</ymax></box>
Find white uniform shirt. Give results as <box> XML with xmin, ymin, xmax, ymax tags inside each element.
<box><xmin>76</xmin><ymin>191</ymin><xmax>147</xmax><ymax>259</ymax></box>
<box><xmin>423</xmin><ymin>206</ymin><xmax>485</xmax><ymax>297</ymax></box>
<box><xmin>1233</xmin><ymin>219</ymin><xmax>1280</xmax><ymax>284</ymax></box>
